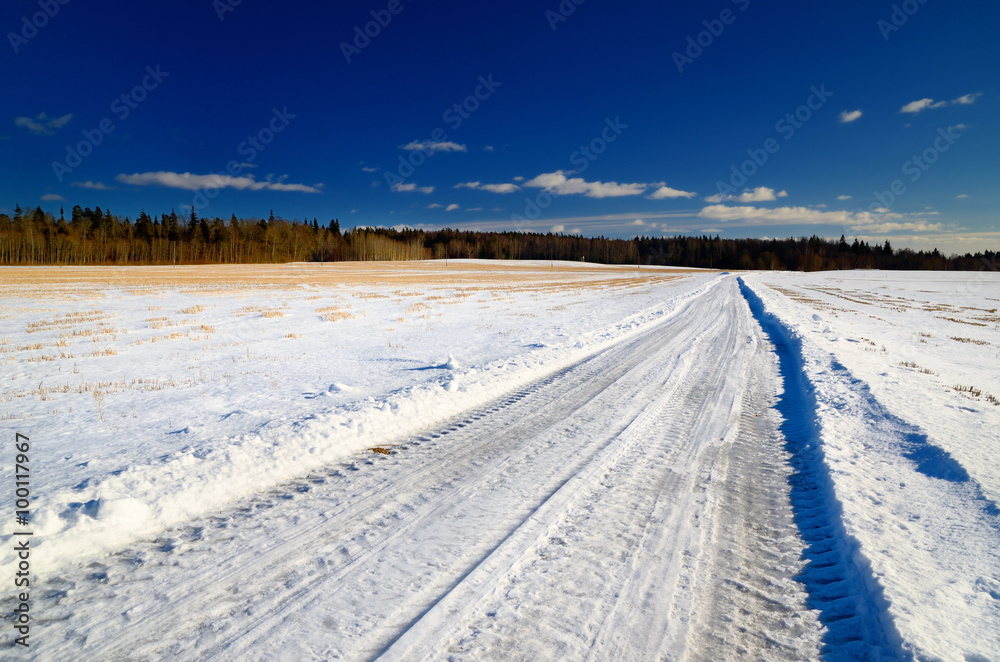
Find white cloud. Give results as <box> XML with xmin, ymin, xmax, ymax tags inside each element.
<box><xmin>569</xmin><ymin>228</ymin><xmax>582</xmax><ymax>235</ymax></box>
<box><xmin>523</xmin><ymin>170</ymin><xmax>647</xmax><ymax>198</ymax></box>
<box><xmin>836</xmin><ymin>195</ymin><xmax>852</xmax><ymax>200</ymax></box>
<box><xmin>466</xmin><ymin>207</ymin><xmax>483</xmax><ymax>211</ymax></box>
<box><xmin>900</xmin><ymin>93</ymin><xmax>980</xmax><ymax>114</ymax></box>
<box><xmin>455</xmin><ymin>181</ymin><xmax>520</xmax><ymax>194</ymax></box>
<box><xmin>391</xmin><ymin>182</ymin><xmax>434</xmax><ymax>193</ymax></box>
<box><xmin>705</xmin><ymin>186</ymin><xmax>787</xmax><ymax>203</ymax></box>
<box><xmin>948</xmin><ymin>124</ymin><xmax>968</xmax><ymax>132</ymax></box>
<box><xmin>697</xmin><ymin>204</ymin><xmax>948</xmax><ymax>235</ymax></box>
<box><xmin>838</xmin><ymin>109</ymin><xmax>862</xmax><ymax>123</ymax></box>
<box><xmin>630</xmin><ymin>219</ymin><xmax>645</xmax><ymax>226</ymax></box>
<box><xmin>483</xmin><ymin>145</ymin><xmax>495</xmax><ymax>152</ymax></box>
<box><xmin>513</xmin><ymin>176</ymin><xmax>524</xmax><ymax>182</ymax></box>
<box><xmin>445</xmin><ymin>204</ymin><xmax>460</xmax><ymax>211</ymax></box>
<box><xmin>427</xmin><ymin>203</ymin><xmax>443</xmax><ymax>209</ymax></box>
<box><xmin>41</xmin><ymin>194</ymin><xmax>64</xmax><ymax>201</ymax></box>
<box><xmin>115</xmin><ymin>171</ymin><xmax>322</xmax><ymax>193</ymax></box>
<box><xmin>361</xmin><ymin>166</ymin><xmax>379</xmax><ymax>173</ymax></box>
<box><xmin>956</xmin><ymin>194</ymin><xmax>969</xmax><ymax>199</ymax></box>
<box><xmin>952</xmin><ymin>92</ymin><xmax>982</xmax><ymax>105</ymax></box>
<box><xmin>647</xmin><ymin>184</ymin><xmax>696</xmax><ymax>200</ymax></box>
<box><xmin>900</xmin><ymin>98</ymin><xmax>947</xmax><ymax>113</ymax></box>
<box><xmin>698</xmin><ymin>204</ymin><xmax>870</xmax><ymax>227</ymax></box>
<box><xmin>851</xmin><ymin>221</ymin><xmax>943</xmax><ymax>233</ymax></box>
<box><xmin>71</xmin><ymin>181</ymin><xmax>116</xmax><ymax>191</ymax></box>
<box><xmin>15</xmin><ymin>112</ymin><xmax>73</xmax><ymax>135</ymax></box>
<box><xmin>550</xmin><ymin>224</ymin><xmax>565</xmax><ymax>233</ymax></box>
<box><xmin>400</xmin><ymin>141</ymin><xmax>467</xmax><ymax>153</ymax></box>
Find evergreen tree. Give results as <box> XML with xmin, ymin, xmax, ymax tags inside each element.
<box><xmin>165</xmin><ymin>210</ymin><xmax>180</xmax><ymax>241</ymax></box>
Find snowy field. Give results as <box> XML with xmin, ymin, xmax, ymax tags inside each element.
<box><xmin>0</xmin><ymin>262</ymin><xmax>997</xmax><ymax>660</ymax></box>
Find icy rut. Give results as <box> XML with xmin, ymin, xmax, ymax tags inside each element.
<box><xmin>740</xmin><ymin>278</ymin><xmax>902</xmax><ymax>660</ymax></box>
<box><xmin>25</xmin><ymin>278</ymin><xmax>825</xmax><ymax>660</ymax></box>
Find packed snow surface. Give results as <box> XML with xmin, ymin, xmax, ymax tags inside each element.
<box><xmin>0</xmin><ymin>262</ymin><xmax>997</xmax><ymax>660</ymax></box>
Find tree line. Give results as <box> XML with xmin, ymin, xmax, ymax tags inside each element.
<box><xmin>0</xmin><ymin>204</ymin><xmax>995</xmax><ymax>272</ymax></box>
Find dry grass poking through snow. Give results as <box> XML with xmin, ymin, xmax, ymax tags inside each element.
<box><xmin>234</xmin><ymin>305</ymin><xmax>287</xmax><ymax>319</ymax></box>
<box><xmin>317</xmin><ymin>306</ymin><xmax>355</xmax><ymax>322</ymax></box>
<box><xmin>950</xmin><ymin>336</ymin><xmax>991</xmax><ymax>346</ymax></box>
<box><xmin>0</xmin><ymin>261</ymin><xmax>701</xmax><ymax>420</ymax></box>
<box><xmin>0</xmin><ymin>262</ymin><xmax>704</xmax><ymax>297</ymax></box>
<box><xmin>897</xmin><ymin>361</ymin><xmax>938</xmax><ymax>376</ymax></box>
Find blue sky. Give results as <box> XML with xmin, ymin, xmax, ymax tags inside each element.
<box><xmin>3</xmin><ymin>0</ymin><xmax>998</xmax><ymax>254</ymax></box>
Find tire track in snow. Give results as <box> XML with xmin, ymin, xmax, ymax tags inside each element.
<box><xmin>221</xmin><ymin>288</ymin><xmax>716</xmax><ymax>661</ymax></box>
<box><xmin>680</xmin><ymin>299</ymin><xmax>824</xmax><ymax>661</ymax></box>
<box><xmin>742</xmin><ymin>275</ymin><xmax>1000</xmax><ymax>661</ymax></box>
<box><xmin>575</xmin><ymin>295</ymin><xmax>752</xmax><ymax>661</ymax></box>
<box><xmin>374</xmin><ymin>278</ymin><xmax>817</xmax><ymax>661</ymax></box>
<box><xmin>739</xmin><ymin>277</ymin><xmax>907</xmax><ymax>660</ymax></box>
<box><xmin>372</xmin><ymin>314</ymin><xmax>712</xmax><ymax>661</ymax></box>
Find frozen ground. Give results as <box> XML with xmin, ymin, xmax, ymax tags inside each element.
<box><xmin>0</xmin><ymin>262</ymin><xmax>997</xmax><ymax>660</ymax></box>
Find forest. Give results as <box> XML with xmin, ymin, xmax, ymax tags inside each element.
<box><xmin>0</xmin><ymin>204</ymin><xmax>996</xmax><ymax>272</ymax></box>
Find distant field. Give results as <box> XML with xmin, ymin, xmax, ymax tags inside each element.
<box><xmin>0</xmin><ymin>260</ymin><xmax>701</xmax><ymax>292</ymax></box>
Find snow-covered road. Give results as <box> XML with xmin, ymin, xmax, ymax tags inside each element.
<box><xmin>22</xmin><ymin>277</ymin><xmax>829</xmax><ymax>660</ymax></box>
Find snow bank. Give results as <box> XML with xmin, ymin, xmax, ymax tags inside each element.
<box><xmin>742</xmin><ymin>272</ymin><xmax>1000</xmax><ymax>662</ymax></box>
<box><xmin>739</xmin><ymin>278</ymin><xmax>904</xmax><ymax>658</ymax></box>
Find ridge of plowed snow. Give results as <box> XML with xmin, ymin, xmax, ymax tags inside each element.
<box><xmin>742</xmin><ymin>273</ymin><xmax>1000</xmax><ymax>661</ymax></box>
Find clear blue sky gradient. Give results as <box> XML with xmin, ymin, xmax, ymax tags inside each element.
<box><xmin>3</xmin><ymin>0</ymin><xmax>998</xmax><ymax>253</ymax></box>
